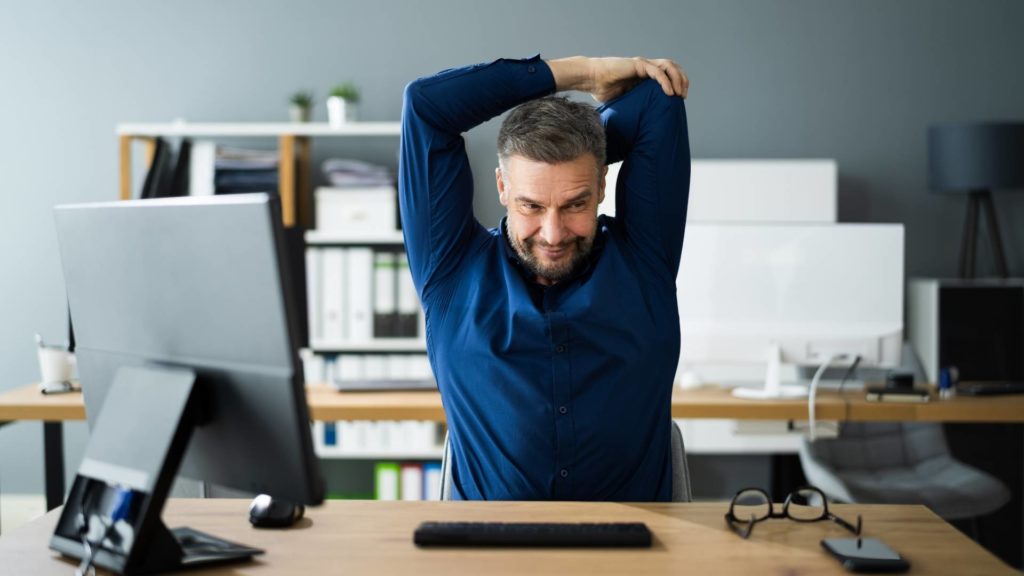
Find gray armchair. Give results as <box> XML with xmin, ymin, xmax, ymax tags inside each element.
<box><xmin>799</xmin><ymin>421</ymin><xmax>1010</xmax><ymax>522</ymax></box>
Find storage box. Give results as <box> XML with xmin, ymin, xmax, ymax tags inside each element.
<box><xmin>315</xmin><ymin>186</ymin><xmax>398</xmax><ymax>234</ymax></box>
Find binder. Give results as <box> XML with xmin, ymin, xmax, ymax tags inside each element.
<box><xmin>323</xmin><ymin>422</ymin><xmax>338</xmax><ymax>447</ymax></box>
<box><xmin>321</xmin><ymin>248</ymin><xmax>346</xmax><ymax>343</ymax></box>
<box><xmin>423</xmin><ymin>462</ymin><xmax>442</xmax><ymax>501</ymax></box>
<box><xmin>373</xmin><ymin>251</ymin><xmax>398</xmax><ymax>337</ymax></box>
<box><xmin>346</xmin><ymin>248</ymin><xmax>374</xmax><ymax>341</ymax></box>
<box><xmin>401</xmin><ymin>463</ymin><xmax>424</xmax><ymax>501</ymax></box>
<box><xmin>305</xmin><ymin>248</ymin><xmax>322</xmax><ymax>343</ymax></box>
<box><xmin>396</xmin><ymin>252</ymin><xmax>419</xmax><ymax>337</ymax></box>
<box><xmin>374</xmin><ymin>462</ymin><xmax>400</xmax><ymax>501</ymax></box>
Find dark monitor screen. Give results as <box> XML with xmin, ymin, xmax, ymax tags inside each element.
<box><xmin>54</xmin><ymin>193</ymin><xmax>323</xmax><ymax>504</ymax></box>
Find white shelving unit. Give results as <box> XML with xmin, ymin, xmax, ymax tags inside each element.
<box><xmin>309</xmin><ymin>339</ymin><xmax>426</xmax><ymax>353</ymax></box>
<box><xmin>116</xmin><ymin>121</ymin><xmax>402</xmax><ymax>137</ymax></box>
<box><xmin>116</xmin><ymin>121</ymin><xmax>402</xmax><ymax>227</ymax></box>
<box><xmin>305</xmin><ymin>230</ymin><xmax>405</xmax><ymax>246</ymax></box>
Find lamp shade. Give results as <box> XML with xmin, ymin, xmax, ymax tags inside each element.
<box><xmin>928</xmin><ymin>122</ymin><xmax>1024</xmax><ymax>193</ymax></box>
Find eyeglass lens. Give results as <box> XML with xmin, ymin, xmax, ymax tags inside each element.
<box><xmin>786</xmin><ymin>487</ymin><xmax>826</xmax><ymax>521</ymax></box>
<box><xmin>732</xmin><ymin>489</ymin><xmax>770</xmax><ymax>521</ymax></box>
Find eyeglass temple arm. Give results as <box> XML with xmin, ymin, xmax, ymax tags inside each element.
<box><xmin>833</xmin><ymin>513</ymin><xmax>863</xmax><ymax>535</ymax></box>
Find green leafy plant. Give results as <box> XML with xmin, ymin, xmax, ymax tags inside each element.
<box><xmin>290</xmin><ymin>90</ymin><xmax>314</xmax><ymax>108</ymax></box>
<box><xmin>329</xmin><ymin>82</ymin><xmax>361</xmax><ymax>103</ymax></box>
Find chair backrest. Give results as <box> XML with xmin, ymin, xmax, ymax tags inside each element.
<box><xmin>438</xmin><ymin>421</ymin><xmax>692</xmax><ymax>502</ymax></box>
<box><xmin>802</xmin><ymin>421</ymin><xmax>951</xmax><ymax>473</ymax></box>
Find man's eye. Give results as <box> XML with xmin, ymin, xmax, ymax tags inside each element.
<box><xmin>523</xmin><ymin>204</ymin><xmax>541</xmax><ymax>211</ymax></box>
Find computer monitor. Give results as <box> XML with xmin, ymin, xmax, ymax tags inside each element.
<box><xmin>49</xmin><ymin>194</ymin><xmax>324</xmax><ymax>574</ymax></box>
<box><xmin>675</xmin><ymin>223</ymin><xmax>905</xmax><ymax>398</ymax></box>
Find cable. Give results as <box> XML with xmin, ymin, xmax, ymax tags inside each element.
<box><xmin>807</xmin><ymin>354</ymin><xmax>842</xmax><ymax>442</ymax></box>
<box><xmin>836</xmin><ymin>355</ymin><xmax>862</xmax><ymax>429</ymax></box>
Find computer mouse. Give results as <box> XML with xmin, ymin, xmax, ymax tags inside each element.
<box><xmin>248</xmin><ymin>494</ymin><xmax>305</xmax><ymax>528</ymax></box>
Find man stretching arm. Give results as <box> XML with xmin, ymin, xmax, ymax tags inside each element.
<box><xmin>399</xmin><ymin>55</ymin><xmax>690</xmax><ymax>501</ymax></box>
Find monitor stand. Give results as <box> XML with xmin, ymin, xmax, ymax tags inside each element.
<box><xmin>731</xmin><ymin>344</ymin><xmax>808</xmax><ymax>399</ymax></box>
<box><xmin>50</xmin><ymin>365</ymin><xmax>263</xmax><ymax>575</ymax></box>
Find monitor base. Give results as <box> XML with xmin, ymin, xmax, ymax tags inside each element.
<box><xmin>731</xmin><ymin>385</ymin><xmax>808</xmax><ymax>399</ymax></box>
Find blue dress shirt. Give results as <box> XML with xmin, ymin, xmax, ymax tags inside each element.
<box><xmin>399</xmin><ymin>55</ymin><xmax>690</xmax><ymax>501</ymax></box>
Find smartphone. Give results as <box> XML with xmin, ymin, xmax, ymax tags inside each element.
<box><xmin>820</xmin><ymin>537</ymin><xmax>910</xmax><ymax>573</ymax></box>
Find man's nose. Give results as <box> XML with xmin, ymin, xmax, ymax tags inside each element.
<box><xmin>538</xmin><ymin>210</ymin><xmax>566</xmax><ymax>246</ymax></box>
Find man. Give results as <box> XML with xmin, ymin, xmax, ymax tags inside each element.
<box><xmin>399</xmin><ymin>55</ymin><xmax>690</xmax><ymax>501</ymax></box>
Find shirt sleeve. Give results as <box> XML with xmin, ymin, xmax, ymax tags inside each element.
<box><xmin>598</xmin><ymin>80</ymin><xmax>691</xmax><ymax>280</ymax></box>
<box><xmin>398</xmin><ymin>56</ymin><xmax>556</xmax><ymax>298</ymax></box>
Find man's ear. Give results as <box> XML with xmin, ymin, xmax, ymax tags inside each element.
<box><xmin>496</xmin><ymin>166</ymin><xmax>509</xmax><ymax>206</ymax></box>
<box><xmin>598</xmin><ymin>165</ymin><xmax>609</xmax><ymax>204</ymax></box>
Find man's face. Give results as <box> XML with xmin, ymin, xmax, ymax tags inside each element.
<box><xmin>497</xmin><ymin>154</ymin><xmax>607</xmax><ymax>286</ymax></box>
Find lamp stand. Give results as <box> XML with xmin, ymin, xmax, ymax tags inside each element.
<box><xmin>959</xmin><ymin>189</ymin><xmax>1009</xmax><ymax>279</ymax></box>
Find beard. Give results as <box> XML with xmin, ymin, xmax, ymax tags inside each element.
<box><xmin>507</xmin><ymin>228</ymin><xmax>595</xmax><ymax>284</ymax></box>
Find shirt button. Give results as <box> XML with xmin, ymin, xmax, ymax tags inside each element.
<box><xmin>555</xmin><ymin>345</ymin><xmax>566</xmax><ymax>353</ymax></box>
<box><xmin>528</xmin><ymin>65</ymin><xmax>536</xmax><ymax>73</ymax></box>
<box><xmin>560</xmin><ymin>469</ymin><xmax>569</xmax><ymax>478</ymax></box>
<box><xmin>558</xmin><ymin>406</ymin><xmax>568</xmax><ymax>415</ymax></box>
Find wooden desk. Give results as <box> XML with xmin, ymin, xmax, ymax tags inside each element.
<box><xmin>5</xmin><ymin>383</ymin><xmax>1024</xmax><ymax>511</ymax></box>
<box><xmin>2</xmin><ymin>383</ymin><xmax>1024</xmax><ymax>508</ymax></box>
<box><xmin>0</xmin><ymin>499</ymin><xmax>1013</xmax><ymax>575</ymax></box>
<box><xmin>307</xmin><ymin>383</ymin><xmax>1024</xmax><ymax>423</ymax></box>
<box><xmin>7</xmin><ymin>383</ymin><xmax>1024</xmax><ymax>425</ymax></box>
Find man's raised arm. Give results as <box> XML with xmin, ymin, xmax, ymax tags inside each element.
<box><xmin>398</xmin><ymin>56</ymin><xmax>555</xmax><ymax>296</ymax></box>
<box><xmin>547</xmin><ymin>57</ymin><xmax>691</xmax><ymax>280</ymax></box>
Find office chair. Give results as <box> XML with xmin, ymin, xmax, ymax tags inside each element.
<box><xmin>438</xmin><ymin>420</ymin><xmax>692</xmax><ymax>502</ymax></box>
<box><xmin>798</xmin><ymin>344</ymin><xmax>1010</xmax><ymax>533</ymax></box>
<box><xmin>799</xmin><ymin>422</ymin><xmax>1010</xmax><ymax>525</ymax></box>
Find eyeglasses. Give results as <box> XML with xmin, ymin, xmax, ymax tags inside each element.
<box><xmin>725</xmin><ymin>486</ymin><xmax>862</xmax><ymax>539</ymax></box>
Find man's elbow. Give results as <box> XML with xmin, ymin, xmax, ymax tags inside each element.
<box><xmin>402</xmin><ymin>79</ymin><xmax>427</xmax><ymax>120</ymax></box>
<box><xmin>638</xmin><ymin>78</ymin><xmax>686</xmax><ymax>117</ymax></box>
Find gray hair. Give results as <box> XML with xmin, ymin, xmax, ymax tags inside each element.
<box><xmin>497</xmin><ymin>96</ymin><xmax>606</xmax><ymax>176</ymax></box>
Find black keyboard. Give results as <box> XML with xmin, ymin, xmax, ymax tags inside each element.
<box><xmin>413</xmin><ymin>521</ymin><xmax>652</xmax><ymax>547</ymax></box>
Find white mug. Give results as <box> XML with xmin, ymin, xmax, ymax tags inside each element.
<box><xmin>37</xmin><ymin>346</ymin><xmax>76</xmax><ymax>384</ymax></box>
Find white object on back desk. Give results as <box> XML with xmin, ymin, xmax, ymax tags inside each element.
<box><xmin>603</xmin><ymin>159</ymin><xmax>837</xmax><ymax>223</ymax></box>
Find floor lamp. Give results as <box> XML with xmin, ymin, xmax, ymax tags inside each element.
<box><xmin>928</xmin><ymin>122</ymin><xmax>1024</xmax><ymax>279</ymax></box>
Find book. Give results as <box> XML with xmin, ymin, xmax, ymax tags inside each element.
<box><xmin>140</xmin><ymin>137</ymin><xmax>172</xmax><ymax>199</ymax></box>
<box><xmin>188</xmin><ymin>141</ymin><xmax>217</xmax><ymax>196</ymax></box>
<box><xmin>865</xmin><ymin>386</ymin><xmax>931</xmax><ymax>403</ymax></box>
<box><xmin>168</xmin><ymin>139</ymin><xmax>192</xmax><ymax>197</ymax></box>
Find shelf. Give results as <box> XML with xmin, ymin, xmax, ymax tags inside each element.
<box><xmin>316</xmin><ymin>449</ymin><xmax>443</xmax><ymax>460</ymax></box>
<box><xmin>117</xmin><ymin>121</ymin><xmax>401</xmax><ymax>137</ymax></box>
<box><xmin>310</xmin><ymin>339</ymin><xmax>426</xmax><ymax>353</ymax></box>
<box><xmin>305</xmin><ymin>230</ymin><xmax>405</xmax><ymax>246</ymax></box>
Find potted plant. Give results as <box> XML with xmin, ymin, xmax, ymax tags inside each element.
<box><xmin>289</xmin><ymin>91</ymin><xmax>314</xmax><ymax>122</ymax></box>
<box><xmin>327</xmin><ymin>82</ymin><xmax>360</xmax><ymax>127</ymax></box>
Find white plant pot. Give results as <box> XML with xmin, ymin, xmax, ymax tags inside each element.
<box><xmin>289</xmin><ymin>105</ymin><xmax>311</xmax><ymax>123</ymax></box>
<box><xmin>327</xmin><ymin>96</ymin><xmax>357</xmax><ymax>127</ymax></box>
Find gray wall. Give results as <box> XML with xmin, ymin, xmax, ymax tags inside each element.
<box><xmin>2</xmin><ymin>0</ymin><xmax>1023</xmax><ymax>494</ymax></box>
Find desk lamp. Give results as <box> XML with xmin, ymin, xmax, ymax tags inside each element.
<box><xmin>928</xmin><ymin>122</ymin><xmax>1024</xmax><ymax>278</ymax></box>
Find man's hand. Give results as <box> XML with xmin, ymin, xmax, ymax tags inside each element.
<box><xmin>547</xmin><ymin>56</ymin><xmax>689</xmax><ymax>102</ymax></box>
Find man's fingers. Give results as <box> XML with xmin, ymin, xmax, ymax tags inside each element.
<box><xmin>640</xmin><ymin>59</ymin><xmax>674</xmax><ymax>97</ymax></box>
<box><xmin>651</xmin><ymin>59</ymin><xmax>681</xmax><ymax>96</ymax></box>
<box><xmin>646</xmin><ymin>58</ymin><xmax>689</xmax><ymax>98</ymax></box>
